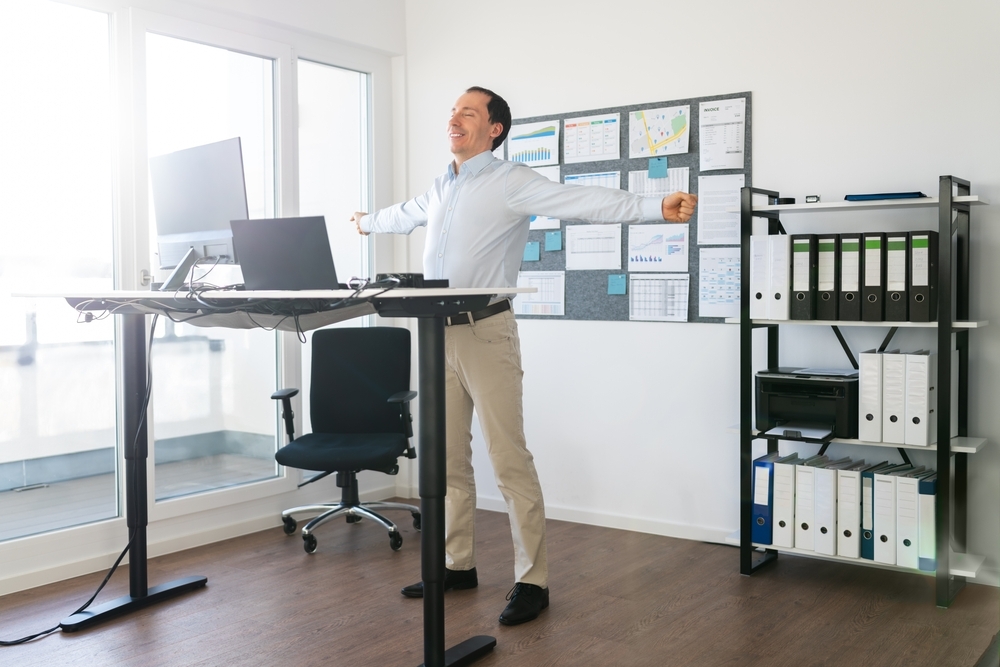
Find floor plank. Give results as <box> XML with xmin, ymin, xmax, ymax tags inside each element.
<box><xmin>0</xmin><ymin>505</ymin><xmax>996</xmax><ymax>666</ymax></box>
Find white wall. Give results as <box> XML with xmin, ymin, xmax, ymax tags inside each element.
<box><xmin>401</xmin><ymin>0</ymin><xmax>1000</xmax><ymax>584</ymax></box>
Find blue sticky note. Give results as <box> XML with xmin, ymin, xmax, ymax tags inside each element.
<box><xmin>648</xmin><ymin>157</ymin><xmax>668</xmax><ymax>179</ymax></box>
<box><xmin>545</xmin><ymin>231</ymin><xmax>562</xmax><ymax>251</ymax></box>
<box><xmin>608</xmin><ymin>274</ymin><xmax>627</xmax><ymax>295</ymax></box>
<box><xmin>523</xmin><ymin>241</ymin><xmax>540</xmax><ymax>262</ymax></box>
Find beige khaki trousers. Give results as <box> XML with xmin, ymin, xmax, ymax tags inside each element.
<box><xmin>442</xmin><ymin>307</ymin><xmax>548</xmax><ymax>587</ymax></box>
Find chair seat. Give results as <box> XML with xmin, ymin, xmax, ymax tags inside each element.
<box><xmin>276</xmin><ymin>432</ymin><xmax>408</xmax><ymax>473</ymax></box>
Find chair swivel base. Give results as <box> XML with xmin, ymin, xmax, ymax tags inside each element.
<box><xmin>282</xmin><ymin>501</ymin><xmax>420</xmax><ymax>553</ymax></box>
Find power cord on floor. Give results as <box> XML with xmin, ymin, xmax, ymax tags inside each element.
<box><xmin>1</xmin><ymin>315</ymin><xmax>159</xmax><ymax>646</ymax></box>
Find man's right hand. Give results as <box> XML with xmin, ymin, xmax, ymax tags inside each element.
<box><xmin>351</xmin><ymin>212</ymin><xmax>369</xmax><ymax>236</ymax></box>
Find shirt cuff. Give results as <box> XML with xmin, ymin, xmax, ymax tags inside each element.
<box><xmin>359</xmin><ymin>213</ymin><xmax>374</xmax><ymax>234</ymax></box>
<box><xmin>641</xmin><ymin>196</ymin><xmax>665</xmax><ymax>222</ymax></box>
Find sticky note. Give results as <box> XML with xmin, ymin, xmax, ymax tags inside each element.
<box><xmin>523</xmin><ymin>241</ymin><xmax>540</xmax><ymax>262</ymax></box>
<box><xmin>608</xmin><ymin>274</ymin><xmax>627</xmax><ymax>295</ymax></box>
<box><xmin>648</xmin><ymin>157</ymin><xmax>668</xmax><ymax>179</ymax></box>
<box><xmin>545</xmin><ymin>231</ymin><xmax>562</xmax><ymax>251</ymax></box>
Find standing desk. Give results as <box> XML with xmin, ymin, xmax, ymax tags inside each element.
<box><xmin>40</xmin><ymin>286</ymin><xmax>533</xmax><ymax>667</ymax></box>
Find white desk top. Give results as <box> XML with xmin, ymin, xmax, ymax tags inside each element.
<box><xmin>16</xmin><ymin>287</ymin><xmax>535</xmax><ymax>333</ymax></box>
<box><xmin>19</xmin><ymin>287</ymin><xmax>534</xmax><ymax>300</ymax></box>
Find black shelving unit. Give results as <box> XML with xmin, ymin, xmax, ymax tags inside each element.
<box><xmin>737</xmin><ymin>176</ymin><xmax>986</xmax><ymax>607</ymax></box>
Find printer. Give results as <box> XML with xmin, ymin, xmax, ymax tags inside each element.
<box><xmin>755</xmin><ymin>367</ymin><xmax>859</xmax><ymax>440</ymax></box>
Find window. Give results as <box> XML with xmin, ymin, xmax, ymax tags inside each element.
<box><xmin>0</xmin><ymin>2</ymin><xmax>117</xmax><ymax>541</ymax></box>
<box><xmin>144</xmin><ymin>33</ymin><xmax>280</xmax><ymax>501</ymax></box>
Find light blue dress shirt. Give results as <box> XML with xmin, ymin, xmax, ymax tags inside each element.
<box><xmin>360</xmin><ymin>151</ymin><xmax>665</xmax><ymax>289</ymax></box>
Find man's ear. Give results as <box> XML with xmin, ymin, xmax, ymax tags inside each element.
<box><xmin>490</xmin><ymin>122</ymin><xmax>503</xmax><ymax>139</ymax></box>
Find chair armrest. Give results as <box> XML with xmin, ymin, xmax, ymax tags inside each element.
<box><xmin>387</xmin><ymin>390</ymin><xmax>417</xmax><ymax>441</ymax></box>
<box><xmin>271</xmin><ymin>388</ymin><xmax>299</xmax><ymax>442</ymax></box>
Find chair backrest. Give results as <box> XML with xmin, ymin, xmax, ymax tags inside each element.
<box><xmin>309</xmin><ymin>327</ymin><xmax>411</xmax><ymax>435</ymax></box>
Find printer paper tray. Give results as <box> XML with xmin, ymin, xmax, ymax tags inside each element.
<box><xmin>763</xmin><ymin>421</ymin><xmax>835</xmax><ymax>443</ymax></box>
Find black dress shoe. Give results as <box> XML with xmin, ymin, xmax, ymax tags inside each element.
<box><xmin>400</xmin><ymin>567</ymin><xmax>478</xmax><ymax>598</ymax></box>
<box><xmin>498</xmin><ymin>583</ymin><xmax>549</xmax><ymax>625</ymax></box>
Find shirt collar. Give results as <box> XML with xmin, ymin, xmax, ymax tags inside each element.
<box><xmin>447</xmin><ymin>150</ymin><xmax>495</xmax><ymax>180</ymax></box>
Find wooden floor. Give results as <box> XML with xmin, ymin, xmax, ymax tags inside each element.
<box><xmin>0</xmin><ymin>506</ymin><xmax>996</xmax><ymax>666</ymax></box>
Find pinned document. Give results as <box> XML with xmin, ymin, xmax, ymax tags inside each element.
<box><xmin>545</xmin><ymin>231</ymin><xmax>562</xmax><ymax>252</ymax></box>
<box><xmin>522</xmin><ymin>241</ymin><xmax>540</xmax><ymax>262</ymax></box>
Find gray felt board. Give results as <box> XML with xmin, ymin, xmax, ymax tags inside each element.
<box><xmin>510</xmin><ymin>91</ymin><xmax>751</xmax><ymax>323</ymax></box>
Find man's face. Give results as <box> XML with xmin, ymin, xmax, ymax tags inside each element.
<box><xmin>448</xmin><ymin>91</ymin><xmax>501</xmax><ymax>161</ymax></box>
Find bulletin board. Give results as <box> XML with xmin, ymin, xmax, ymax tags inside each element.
<box><xmin>507</xmin><ymin>91</ymin><xmax>751</xmax><ymax>323</ymax></box>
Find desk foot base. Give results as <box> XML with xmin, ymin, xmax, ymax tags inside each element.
<box><xmin>419</xmin><ymin>635</ymin><xmax>497</xmax><ymax>667</ymax></box>
<box><xmin>60</xmin><ymin>575</ymin><xmax>207</xmax><ymax>632</ymax></box>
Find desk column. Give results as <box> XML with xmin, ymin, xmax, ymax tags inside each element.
<box><xmin>416</xmin><ymin>315</ymin><xmax>495</xmax><ymax>667</ymax></box>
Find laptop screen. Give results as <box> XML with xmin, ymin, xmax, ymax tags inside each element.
<box><xmin>230</xmin><ymin>216</ymin><xmax>340</xmax><ymax>290</ymax></box>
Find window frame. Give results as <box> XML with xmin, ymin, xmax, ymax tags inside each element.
<box><xmin>0</xmin><ymin>0</ymin><xmax>395</xmax><ymax>594</ymax></box>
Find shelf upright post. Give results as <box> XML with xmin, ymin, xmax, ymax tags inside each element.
<box><xmin>740</xmin><ymin>186</ymin><xmax>780</xmax><ymax>575</ymax></box>
<box><xmin>935</xmin><ymin>175</ymin><xmax>970</xmax><ymax>607</ymax></box>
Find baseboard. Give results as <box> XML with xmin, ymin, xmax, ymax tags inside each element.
<box><xmin>474</xmin><ymin>496</ymin><xmax>732</xmax><ymax>545</ymax></box>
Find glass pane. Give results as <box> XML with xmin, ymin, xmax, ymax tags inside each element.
<box><xmin>297</xmin><ymin>60</ymin><xmax>369</xmax><ymax>282</ymax></box>
<box><xmin>296</xmin><ymin>61</ymin><xmax>370</xmax><ymax>432</ymax></box>
<box><xmin>0</xmin><ymin>3</ymin><xmax>117</xmax><ymax>540</ymax></box>
<box><xmin>145</xmin><ymin>33</ymin><xmax>279</xmax><ymax>501</ymax></box>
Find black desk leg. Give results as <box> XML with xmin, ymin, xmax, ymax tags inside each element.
<box><xmin>61</xmin><ymin>313</ymin><xmax>206</xmax><ymax>632</ymax></box>
<box><xmin>416</xmin><ymin>317</ymin><xmax>496</xmax><ymax>667</ymax></box>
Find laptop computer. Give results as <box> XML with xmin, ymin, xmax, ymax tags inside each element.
<box><xmin>230</xmin><ymin>216</ymin><xmax>342</xmax><ymax>290</ymax></box>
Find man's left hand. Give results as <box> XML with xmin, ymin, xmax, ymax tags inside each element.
<box><xmin>661</xmin><ymin>192</ymin><xmax>698</xmax><ymax>223</ymax></box>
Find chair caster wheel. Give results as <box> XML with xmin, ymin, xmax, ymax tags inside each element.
<box><xmin>282</xmin><ymin>516</ymin><xmax>297</xmax><ymax>535</ymax></box>
<box><xmin>412</xmin><ymin>513</ymin><xmax>422</xmax><ymax>531</ymax></box>
<box><xmin>303</xmin><ymin>533</ymin><xmax>318</xmax><ymax>554</ymax></box>
<box><xmin>389</xmin><ymin>531</ymin><xmax>403</xmax><ymax>551</ymax></box>
<box><xmin>346</xmin><ymin>514</ymin><xmax>362</xmax><ymax>524</ymax></box>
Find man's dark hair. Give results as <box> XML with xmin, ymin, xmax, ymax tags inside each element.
<box><xmin>467</xmin><ymin>86</ymin><xmax>511</xmax><ymax>151</ymax></box>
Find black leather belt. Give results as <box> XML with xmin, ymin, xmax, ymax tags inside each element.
<box><xmin>445</xmin><ymin>299</ymin><xmax>511</xmax><ymax>326</ymax></box>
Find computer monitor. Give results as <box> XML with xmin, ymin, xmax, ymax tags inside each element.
<box><xmin>149</xmin><ymin>137</ymin><xmax>249</xmax><ymax>270</ymax></box>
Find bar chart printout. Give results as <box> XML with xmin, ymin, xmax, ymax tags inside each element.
<box><xmin>514</xmin><ymin>271</ymin><xmax>566</xmax><ymax>316</ymax></box>
<box><xmin>629</xmin><ymin>274</ymin><xmax>690</xmax><ymax>322</ymax></box>
<box><xmin>564</xmin><ymin>113</ymin><xmax>621</xmax><ymax>163</ymax></box>
<box><xmin>628</xmin><ymin>224</ymin><xmax>688</xmax><ymax>272</ymax></box>
<box><xmin>508</xmin><ymin>120</ymin><xmax>560</xmax><ymax>167</ymax></box>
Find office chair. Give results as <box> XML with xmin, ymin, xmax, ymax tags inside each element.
<box><xmin>272</xmin><ymin>327</ymin><xmax>421</xmax><ymax>554</ymax></box>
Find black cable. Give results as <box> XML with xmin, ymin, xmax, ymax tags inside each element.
<box><xmin>1</xmin><ymin>316</ymin><xmax>159</xmax><ymax>646</ymax></box>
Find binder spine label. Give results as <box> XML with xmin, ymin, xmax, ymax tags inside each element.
<box><xmin>753</xmin><ymin>466</ymin><xmax>770</xmax><ymax>506</ymax></box>
<box><xmin>864</xmin><ymin>238</ymin><xmax>882</xmax><ymax>286</ymax></box>
<box><xmin>912</xmin><ymin>235</ymin><xmax>929</xmax><ymax>287</ymax></box>
<box><xmin>842</xmin><ymin>242</ymin><xmax>859</xmax><ymax>291</ymax></box>
<box><xmin>793</xmin><ymin>239</ymin><xmax>811</xmax><ymax>292</ymax></box>
<box><xmin>887</xmin><ymin>240</ymin><xmax>907</xmax><ymax>291</ymax></box>
<box><xmin>818</xmin><ymin>240</ymin><xmax>836</xmax><ymax>291</ymax></box>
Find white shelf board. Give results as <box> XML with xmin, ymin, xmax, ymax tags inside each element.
<box><xmin>750</xmin><ymin>195</ymin><xmax>988</xmax><ymax>214</ymax></box>
<box><xmin>724</xmin><ymin>318</ymin><xmax>988</xmax><ymax>328</ymax></box>
<box><xmin>725</xmin><ymin>531</ymin><xmax>984</xmax><ymax>578</ymax></box>
<box><xmin>726</xmin><ymin>426</ymin><xmax>987</xmax><ymax>454</ymax></box>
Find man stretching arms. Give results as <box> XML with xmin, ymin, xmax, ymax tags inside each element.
<box><xmin>352</xmin><ymin>86</ymin><xmax>697</xmax><ymax>626</ymax></box>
